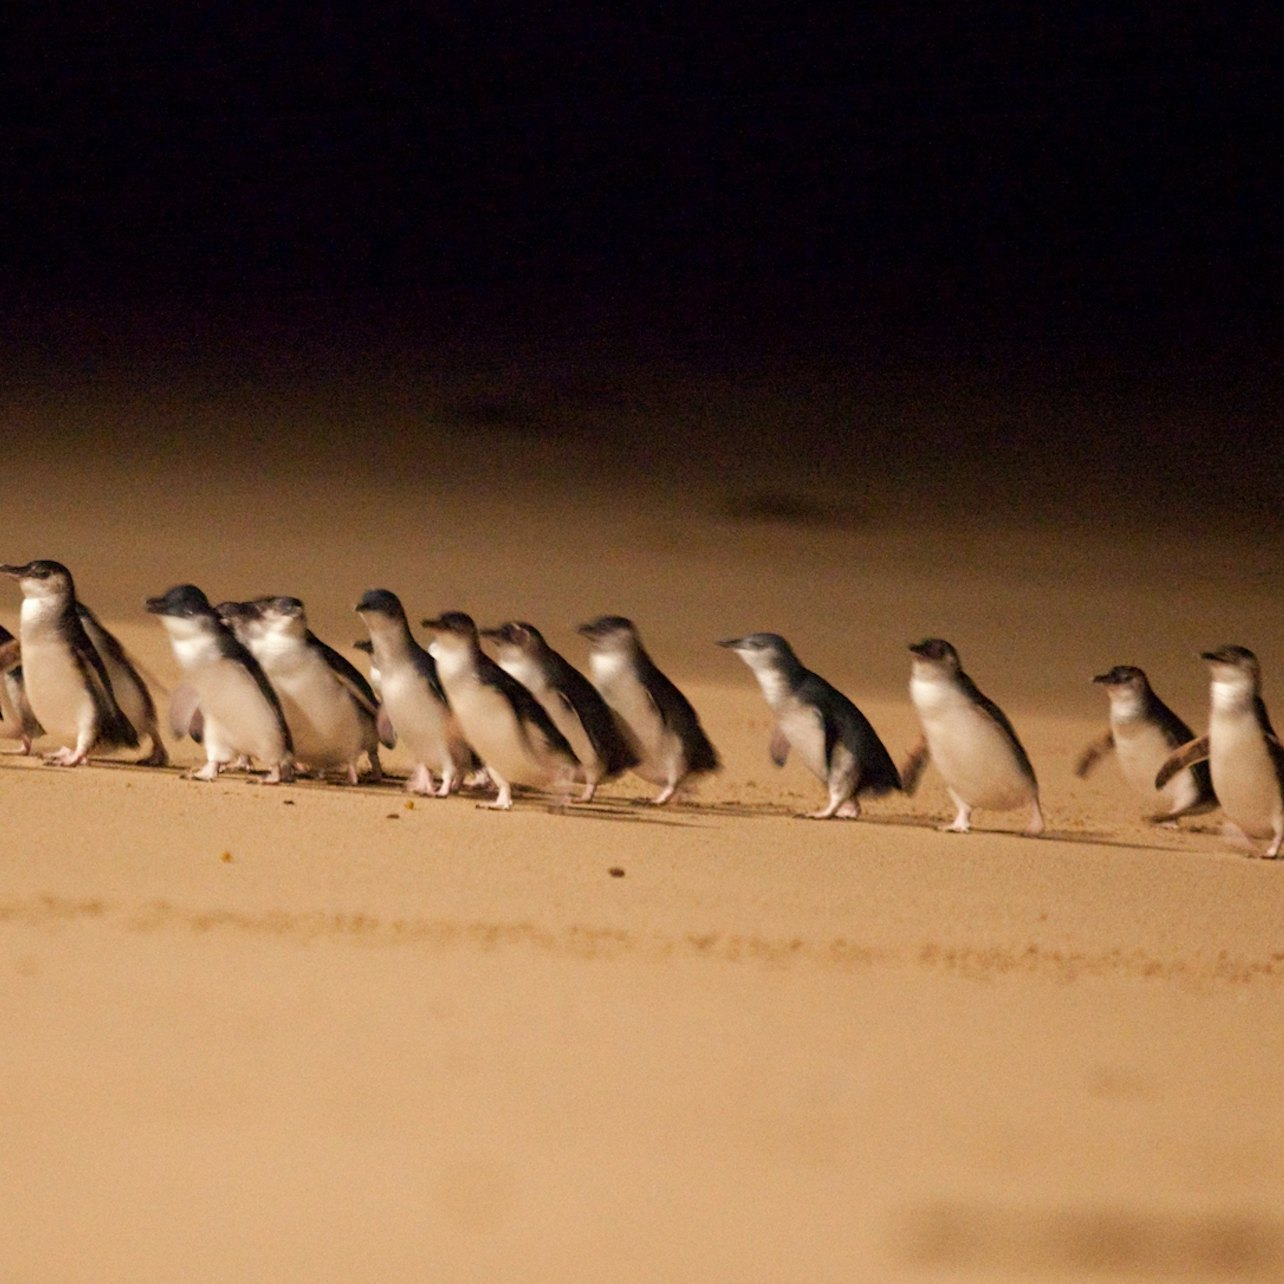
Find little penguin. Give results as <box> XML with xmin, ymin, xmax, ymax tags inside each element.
<box><xmin>75</xmin><ymin>603</ymin><xmax>168</xmax><ymax>766</ymax></box>
<box><xmin>421</xmin><ymin>610</ymin><xmax>580</xmax><ymax>810</ymax></box>
<box><xmin>718</xmin><ymin>632</ymin><xmax>901</xmax><ymax>818</ymax></box>
<box><xmin>222</xmin><ymin>597</ymin><xmax>391</xmax><ymax>784</ymax></box>
<box><xmin>356</xmin><ymin>589</ymin><xmax>476</xmax><ymax>797</ymax></box>
<box><xmin>1156</xmin><ymin>646</ymin><xmax>1284</xmax><ymax>858</ymax></box>
<box><xmin>577</xmin><ymin>615</ymin><xmax>720</xmax><ymax>805</ymax></box>
<box><xmin>903</xmin><ymin>637</ymin><xmax>1044</xmax><ymax>835</ymax></box>
<box><xmin>146</xmin><ymin>584</ymin><xmax>294</xmax><ymax>783</ymax></box>
<box><xmin>1075</xmin><ymin>665</ymin><xmax>1215</xmax><ymax>823</ymax></box>
<box><xmin>481</xmin><ymin>620</ymin><xmax>639</xmax><ymax>801</ymax></box>
<box><xmin>0</xmin><ymin>559</ymin><xmax>139</xmax><ymax>765</ymax></box>
<box><xmin>0</xmin><ymin>623</ymin><xmax>43</xmax><ymax>753</ymax></box>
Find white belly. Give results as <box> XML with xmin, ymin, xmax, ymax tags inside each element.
<box><xmin>1114</xmin><ymin>720</ymin><xmax>1200</xmax><ymax>809</ymax></box>
<box><xmin>779</xmin><ymin>702</ymin><xmax>828</xmax><ymax>782</ymax></box>
<box><xmin>445</xmin><ymin>674</ymin><xmax>557</xmax><ymax>787</ymax></box>
<box><xmin>267</xmin><ymin>663</ymin><xmax>365</xmax><ymax>766</ymax></box>
<box><xmin>591</xmin><ymin>664</ymin><xmax>676</xmax><ymax>784</ymax></box>
<box><xmin>192</xmin><ymin>660</ymin><xmax>286</xmax><ymax>763</ymax></box>
<box><xmin>20</xmin><ymin>638</ymin><xmax>93</xmax><ymax>744</ymax></box>
<box><xmin>912</xmin><ymin>678</ymin><xmax>1032</xmax><ymax>811</ymax></box>
<box><xmin>1210</xmin><ymin>711</ymin><xmax>1283</xmax><ymax>838</ymax></box>
<box><xmin>380</xmin><ymin>668</ymin><xmax>457</xmax><ymax>769</ymax></box>
<box><xmin>499</xmin><ymin>658</ymin><xmax>597</xmax><ymax>772</ymax></box>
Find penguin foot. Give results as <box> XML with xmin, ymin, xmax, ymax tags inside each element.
<box><xmin>802</xmin><ymin>799</ymin><xmax>860</xmax><ymax>820</ymax></box>
<box><xmin>44</xmin><ymin>746</ymin><xmax>88</xmax><ymax>767</ymax></box>
<box><xmin>479</xmin><ymin>779</ymin><xmax>514</xmax><ymax>810</ymax></box>
<box><xmin>941</xmin><ymin>820</ymin><xmax>970</xmax><ymax>834</ymax></box>
<box><xmin>404</xmin><ymin>764</ymin><xmax>435</xmax><ymax>795</ymax></box>
<box><xmin>1023</xmin><ymin>802</ymin><xmax>1046</xmax><ymax>837</ymax></box>
<box><xmin>137</xmin><ymin>738</ymin><xmax>169</xmax><ymax>768</ymax></box>
<box><xmin>186</xmin><ymin>761</ymin><xmax>222</xmax><ymax>781</ymax></box>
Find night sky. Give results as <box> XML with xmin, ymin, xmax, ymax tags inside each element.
<box><xmin>3</xmin><ymin>4</ymin><xmax>1277</xmax><ymax>389</ymax></box>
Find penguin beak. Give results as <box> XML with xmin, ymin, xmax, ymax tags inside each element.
<box><xmin>0</xmin><ymin>565</ymin><xmax>24</xmax><ymax>579</ymax></box>
<box><xmin>716</xmin><ymin>638</ymin><xmax>744</xmax><ymax>650</ymax></box>
<box><xmin>1201</xmin><ymin>648</ymin><xmax>1238</xmax><ymax>665</ymax></box>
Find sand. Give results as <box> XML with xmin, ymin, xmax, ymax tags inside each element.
<box><xmin>4</xmin><ymin>339</ymin><xmax>1284</xmax><ymax>1281</ymax></box>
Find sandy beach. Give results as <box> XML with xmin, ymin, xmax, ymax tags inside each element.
<box><xmin>4</xmin><ymin>338</ymin><xmax>1284</xmax><ymax>1281</ymax></box>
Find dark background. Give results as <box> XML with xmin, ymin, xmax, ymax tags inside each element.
<box><xmin>3</xmin><ymin>2</ymin><xmax>1278</xmax><ymax>501</ymax></box>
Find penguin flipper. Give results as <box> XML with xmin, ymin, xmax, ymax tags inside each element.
<box><xmin>1074</xmin><ymin>731</ymin><xmax>1115</xmax><ymax>778</ymax></box>
<box><xmin>770</xmin><ymin>726</ymin><xmax>790</xmax><ymax>766</ymax></box>
<box><xmin>73</xmin><ymin>628</ymin><xmax>140</xmax><ymax>749</ymax></box>
<box><xmin>169</xmin><ymin>682</ymin><xmax>204</xmax><ymax>741</ymax></box>
<box><xmin>1155</xmin><ymin>734</ymin><xmax>1210</xmax><ymax>790</ymax></box>
<box><xmin>0</xmin><ymin>637</ymin><xmax>19</xmax><ymax>672</ymax></box>
<box><xmin>900</xmin><ymin>737</ymin><xmax>930</xmax><ymax>796</ymax></box>
<box><xmin>376</xmin><ymin>706</ymin><xmax>397</xmax><ymax>749</ymax></box>
<box><xmin>313</xmin><ymin>634</ymin><xmax>381</xmax><ymax>716</ymax></box>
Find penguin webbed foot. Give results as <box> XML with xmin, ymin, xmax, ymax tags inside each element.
<box><xmin>43</xmin><ymin>746</ymin><xmax>87</xmax><ymax>767</ymax></box>
<box><xmin>942</xmin><ymin>799</ymin><xmax>972</xmax><ymax>833</ymax></box>
<box><xmin>137</xmin><ymin>738</ymin><xmax>169</xmax><ymax>768</ymax></box>
<box><xmin>801</xmin><ymin>797</ymin><xmax>860</xmax><ymax>820</ymax></box>
<box><xmin>1022</xmin><ymin>801</ymin><xmax>1046</xmax><ymax>837</ymax></box>
<box><xmin>479</xmin><ymin>775</ymin><xmax>514</xmax><ymax>810</ymax></box>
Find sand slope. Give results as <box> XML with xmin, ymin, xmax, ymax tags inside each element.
<box><xmin>4</xmin><ymin>355</ymin><xmax>1284</xmax><ymax>1280</ymax></box>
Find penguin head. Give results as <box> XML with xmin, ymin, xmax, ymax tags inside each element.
<box><xmin>1092</xmin><ymin>665</ymin><xmax>1152</xmax><ymax>716</ymax></box>
<box><xmin>909</xmin><ymin>638</ymin><xmax>961</xmax><ymax>674</ymax></box>
<box><xmin>1</xmin><ymin>559</ymin><xmax>75</xmax><ymax>602</ymax></box>
<box><xmin>147</xmin><ymin>585</ymin><xmax>223</xmax><ymax>641</ymax></box>
<box><xmin>717</xmin><ymin>632</ymin><xmax>796</xmax><ymax>674</ymax></box>
<box><xmin>256</xmin><ymin>596</ymin><xmax>308</xmax><ymax>636</ymax></box>
<box><xmin>214</xmin><ymin>600</ymin><xmax>264</xmax><ymax>646</ymax></box>
<box><xmin>1202</xmin><ymin>645</ymin><xmax>1261</xmax><ymax>693</ymax></box>
<box><xmin>1092</xmin><ymin>665</ymin><xmax>1148</xmax><ymax>690</ymax></box>
<box><xmin>146</xmin><ymin>584</ymin><xmax>215</xmax><ymax>620</ymax></box>
<box><xmin>355</xmin><ymin>588</ymin><xmax>405</xmax><ymax>620</ymax></box>
<box><xmin>421</xmin><ymin>611</ymin><xmax>479</xmax><ymax>662</ymax></box>
<box><xmin>479</xmin><ymin>621</ymin><xmax>543</xmax><ymax>654</ymax></box>
<box><xmin>422</xmin><ymin>611</ymin><xmax>476</xmax><ymax>636</ymax></box>
<box><xmin>577</xmin><ymin>615</ymin><xmax>639</xmax><ymax>652</ymax></box>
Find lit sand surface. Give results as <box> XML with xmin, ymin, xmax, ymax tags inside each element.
<box><xmin>4</xmin><ymin>363</ymin><xmax>1284</xmax><ymax>1280</ymax></box>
